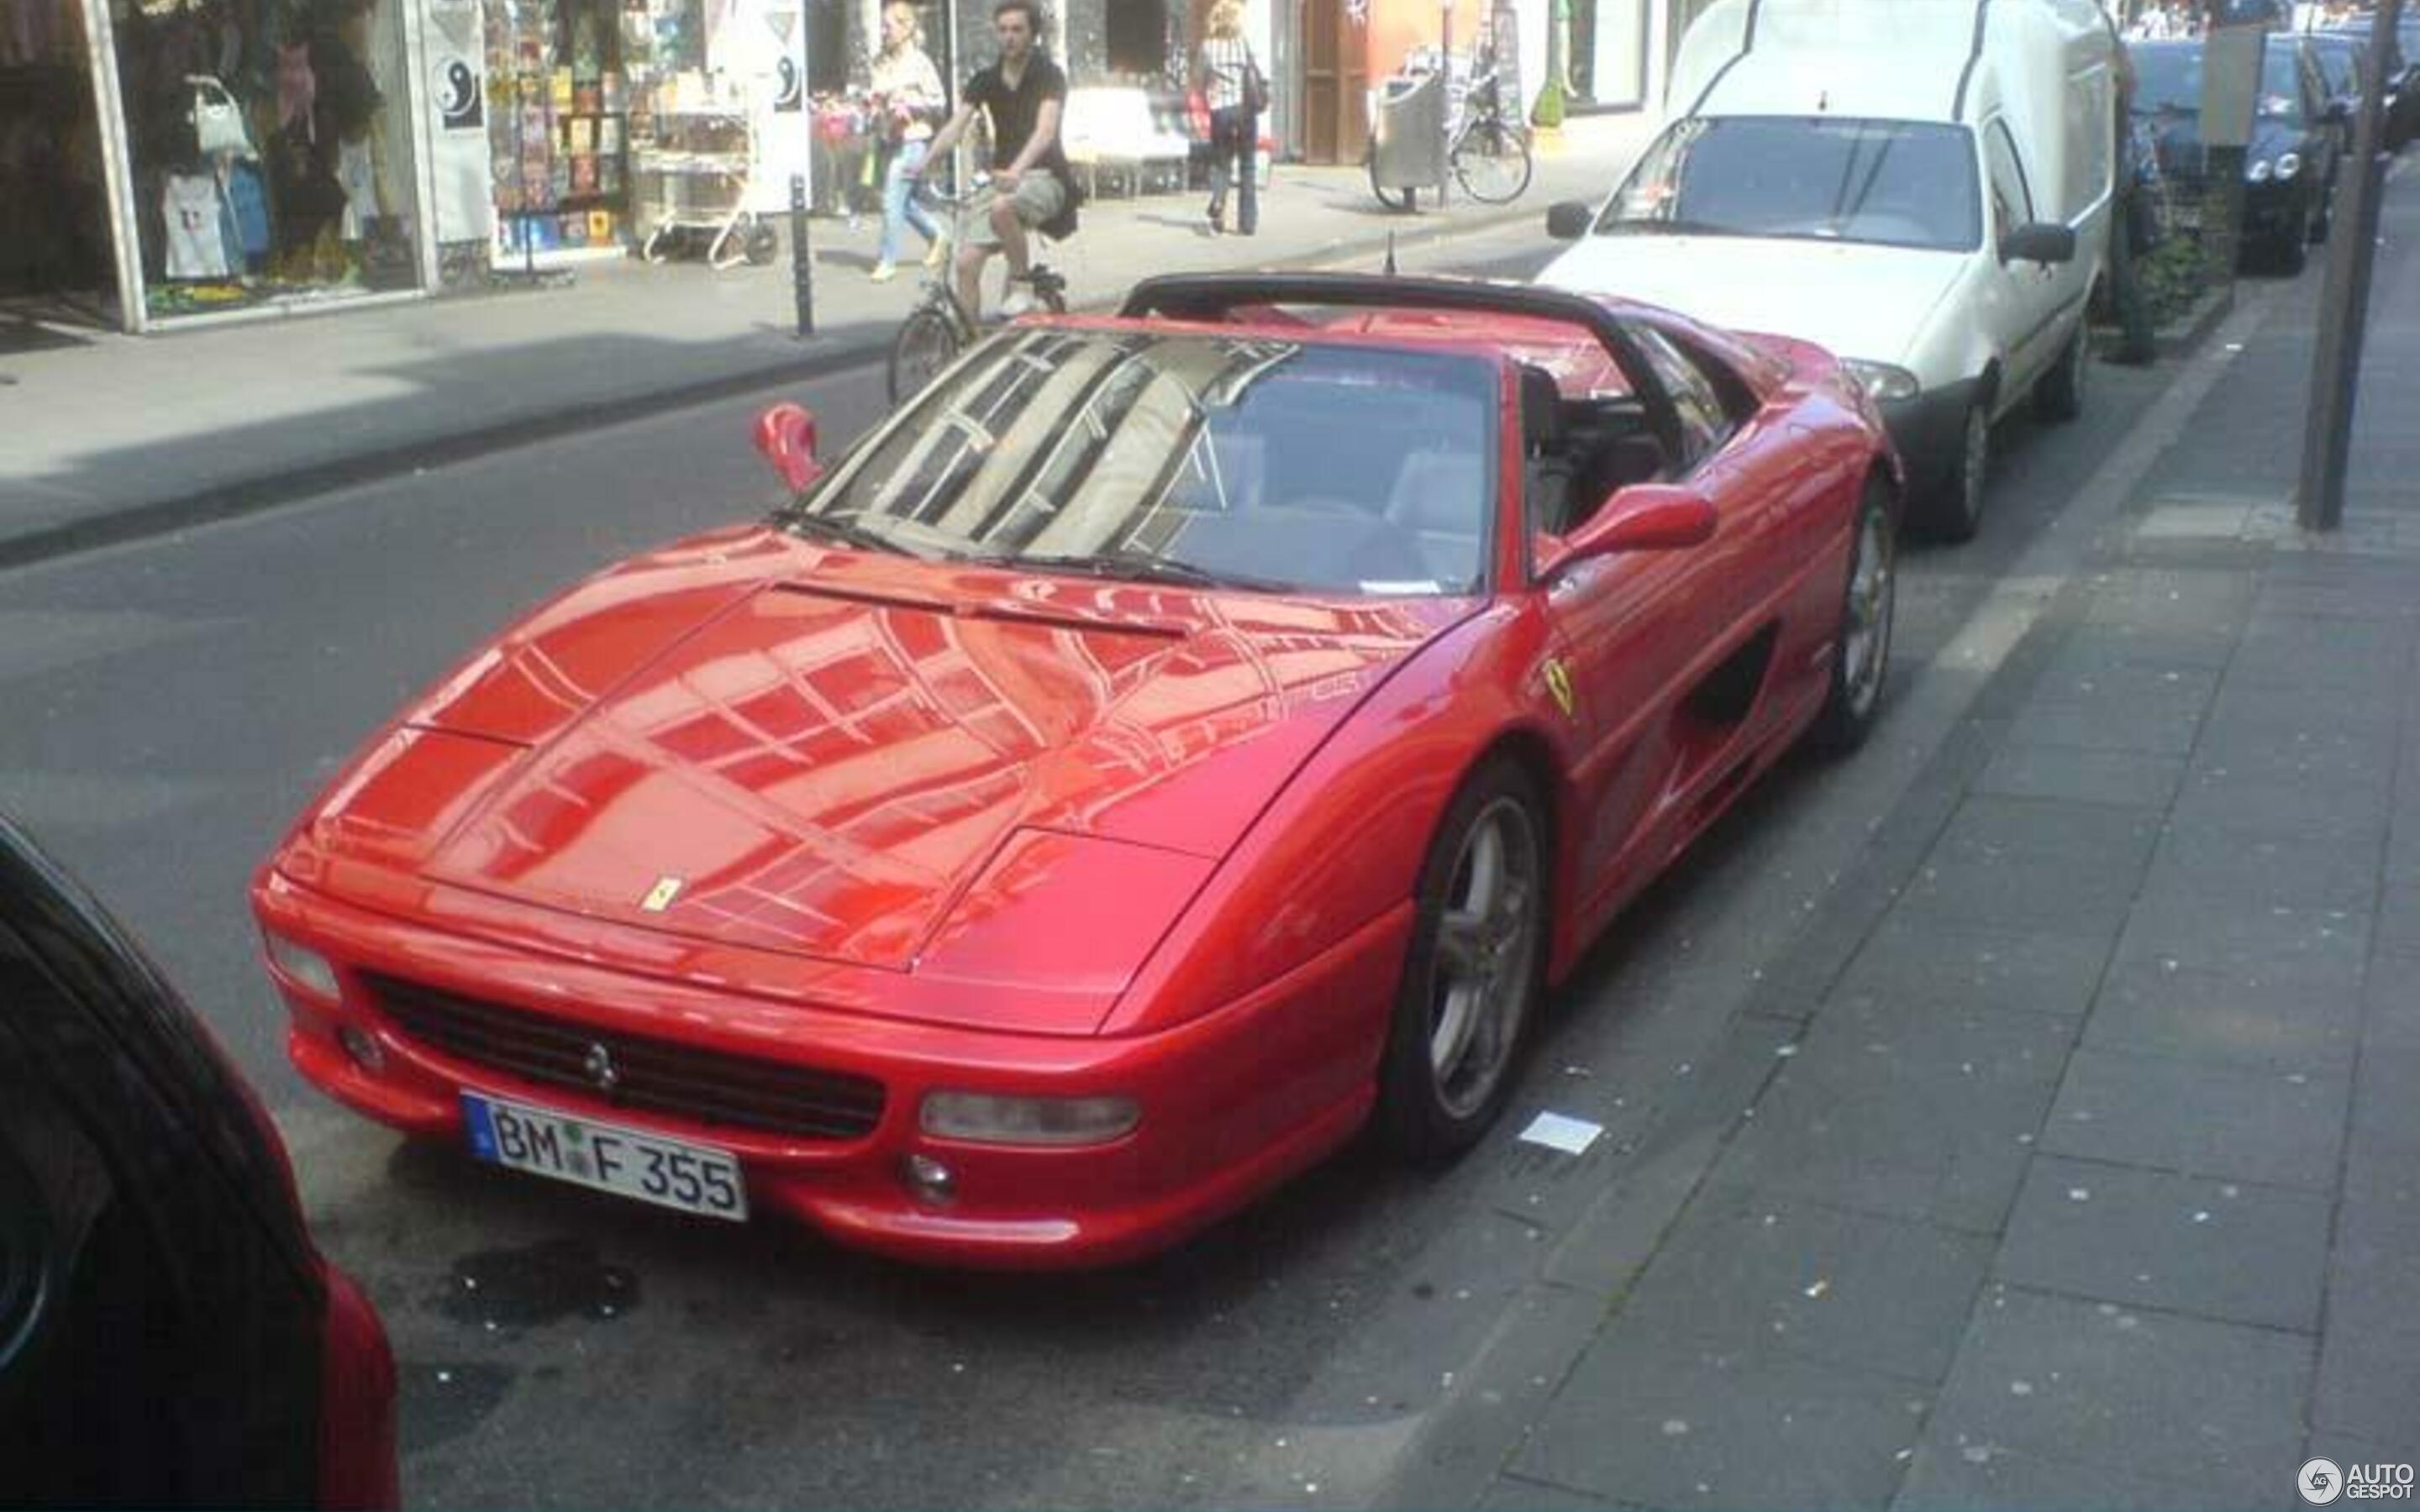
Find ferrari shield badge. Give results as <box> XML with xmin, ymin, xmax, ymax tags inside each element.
<box><xmin>640</xmin><ymin>876</ymin><xmax>684</xmax><ymax>913</ymax></box>
<box><xmin>1543</xmin><ymin>658</ymin><xmax>1576</xmax><ymax>719</ymax></box>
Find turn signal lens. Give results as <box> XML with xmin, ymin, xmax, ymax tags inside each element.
<box><xmin>264</xmin><ymin>931</ymin><xmax>340</xmax><ymax>1000</ymax></box>
<box><xmin>919</xmin><ymin>1092</ymin><xmax>1141</xmax><ymax>1147</ymax></box>
<box><xmin>1839</xmin><ymin>359</ymin><xmax>1922</xmax><ymax>403</ymax></box>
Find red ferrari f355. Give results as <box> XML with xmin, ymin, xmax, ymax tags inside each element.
<box><xmin>252</xmin><ymin>275</ymin><xmax>1901</xmax><ymax>1268</ymax></box>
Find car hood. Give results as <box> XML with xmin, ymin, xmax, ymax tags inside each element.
<box><xmin>305</xmin><ymin>526</ymin><xmax>1473</xmax><ymax>974</ymax></box>
<box><xmin>1538</xmin><ymin>234</ymin><xmax>1968</xmax><ymax>371</ymax></box>
<box><xmin>2146</xmin><ymin>113</ymin><xmax>2311</xmax><ymax>176</ymax></box>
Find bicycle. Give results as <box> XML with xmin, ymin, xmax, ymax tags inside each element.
<box><xmin>1446</xmin><ymin>66</ymin><xmax>1533</xmax><ymax>205</ymax></box>
<box><xmin>886</xmin><ymin>178</ymin><xmax>1070</xmax><ymax>404</ymax></box>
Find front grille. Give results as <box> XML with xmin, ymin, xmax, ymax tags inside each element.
<box><xmin>367</xmin><ymin>974</ymin><xmax>886</xmax><ymax>1142</ymax></box>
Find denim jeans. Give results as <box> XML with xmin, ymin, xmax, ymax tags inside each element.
<box><xmin>1207</xmin><ymin>106</ymin><xmax>1257</xmax><ymax>234</ymax></box>
<box><xmin>879</xmin><ymin>139</ymin><xmax>943</xmax><ymax>265</ymax></box>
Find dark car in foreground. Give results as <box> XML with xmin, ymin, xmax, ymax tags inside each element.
<box><xmin>0</xmin><ymin>813</ymin><xmax>397</xmax><ymax>1507</ymax></box>
<box><xmin>2131</xmin><ymin>34</ymin><xmax>2340</xmax><ymax>271</ymax></box>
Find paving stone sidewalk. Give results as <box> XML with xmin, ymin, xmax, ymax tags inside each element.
<box><xmin>1450</xmin><ymin>178</ymin><xmax>2420</xmax><ymax>1510</ymax></box>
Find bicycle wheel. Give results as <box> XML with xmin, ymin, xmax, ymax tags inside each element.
<box><xmin>888</xmin><ymin>302</ymin><xmax>964</xmax><ymax>404</ymax></box>
<box><xmin>1451</xmin><ymin>118</ymin><xmax>1533</xmax><ymax>205</ymax></box>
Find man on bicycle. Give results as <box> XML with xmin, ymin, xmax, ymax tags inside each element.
<box><xmin>916</xmin><ymin>0</ymin><xmax>1073</xmax><ymax>318</ymax></box>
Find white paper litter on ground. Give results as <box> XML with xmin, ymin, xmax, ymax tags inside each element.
<box><xmin>1518</xmin><ymin>1111</ymin><xmax>1604</xmax><ymax>1155</ymax></box>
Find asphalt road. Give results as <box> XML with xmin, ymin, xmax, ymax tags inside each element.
<box><xmin>0</xmin><ymin>220</ymin><xmax>2187</xmax><ymax>1508</ymax></box>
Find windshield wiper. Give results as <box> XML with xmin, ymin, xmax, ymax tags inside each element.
<box><xmin>781</xmin><ymin>511</ymin><xmax>917</xmax><ymax>556</ymax></box>
<box><xmin>971</xmin><ymin>549</ymin><xmax>1297</xmax><ymax>593</ymax></box>
<box><xmin>1604</xmin><ymin>215</ymin><xmax>1741</xmax><ymax>236</ymax></box>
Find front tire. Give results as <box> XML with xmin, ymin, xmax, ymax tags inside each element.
<box><xmin>2033</xmin><ymin>322</ymin><xmax>2087</xmax><ymax>424</ymax></box>
<box><xmin>1377</xmin><ymin>760</ymin><xmax>1547</xmax><ymax>1159</ymax></box>
<box><xmin>1922</xmin><ymin>400</ymin><xmax>1991</xmax><ymax>543</ymax></box>
<box><xmin>886</xmin><ymin>302</ymin><xmax>963</xmax><ymax>404</ymax></box>
<box><xmin>1450</xmin><ymin>121</ymin><xmax>1533</xmax><ymax>204</ymax></box>
<box><xmin>1807</xmin><ymin>480</ymin><xmax>1897</xmax><ymax>754</ymax></box>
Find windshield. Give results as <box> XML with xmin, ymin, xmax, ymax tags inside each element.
<box><xmin>1597</xmin><ymin>116</ymin><xmax>1981</xmax><ymax>253</ymax></box>
<box><xmin>2131</xmin><ymin>42</ymin><xmax>2306</xmax><ymax>122</ymax></box>
<box><xmin>2307</xmin><ymin>39</ymin><xmax>2360</xmax><ymax>94</ymax></box>
<box><xmin>781</xmin><ymin>331</ymin><xmax>1499</xmax><ymax>596</ymax></box>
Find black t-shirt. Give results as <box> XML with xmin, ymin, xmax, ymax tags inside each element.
<box><xmin>965</xmin><ymin>53</ymin><xmax>1073</xmax><ymax>188</ymax></box>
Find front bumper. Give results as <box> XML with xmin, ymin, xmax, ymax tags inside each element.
<box><xmin>2244</xmin><ymin>177</ymin><xmax>2312</xmax><ymax>244</ymax></box>
<box><xmin>1878</xmin><ymin>376</ymin><xmax>1985</xmax><ymax>491</ymax></box>
<box><xmin>255</xmin><ymin>870</ymin><xmax>1409</xmax><ymax>1269</ymax></box>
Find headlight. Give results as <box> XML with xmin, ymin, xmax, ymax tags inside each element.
<box><xmin>919</xmin><ymin>1091</ymin><xmax>1141</xmax><ymax>1147</ymax></box>
<box><xmin>2275</xmin><ymin>152</ymin><xmax>2302</xmax><ymax>180</ymax></box>
<box><xmin>2247</xmin><ymin>158</ymin><xmax>2274</xmax><ymax>182</ymax></box>
<box><xmin>1839</xmin><ymin>360</ymin><xmax>1922</xmax><ymax>404</ymax></box>
<box><xmin>263</xmin><ymin>931</ymin><xmax>340</xmax><ymax>999</ymax></box>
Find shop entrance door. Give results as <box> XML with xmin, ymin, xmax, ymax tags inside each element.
<box><xmin>2</xmin><ymin>0</ymin><xmax>122</xmax><ymax>329</ymax></box>
<box><xmin>1299</xmin><ymin>0</ymin><xmax>1366</xmax><ymax>164</ymax></box>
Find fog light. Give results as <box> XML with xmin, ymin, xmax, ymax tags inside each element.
<box><xmin>263</xmin><ymin>931</ymin><xmax>340</xmax><ymax>1000</ymax></box>
<box><xmin>919</xmin><ymin>1091</ymin><xmax>1140</xmax><ymax>1147</ymax></box>
<box><xmin>337</xmin><ymin>1024</ymin><xmax>385</xmax><ymax>1073</ymax></box>
<box><xmin>902</xmin><ymin>1153</ymin><xmax>956</xmax><ymax>1205</ymax></box>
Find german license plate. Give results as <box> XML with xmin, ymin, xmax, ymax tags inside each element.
<box><xmin>462</xmin><ymin>1092</ymin><xmax>748</xmax><ymax>1221</ymax></box>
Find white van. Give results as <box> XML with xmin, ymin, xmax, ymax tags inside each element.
<box><xmin>1536</xmin><ymin>0</ymin><xmax>2119</xmax><ymax>539</ymax></box>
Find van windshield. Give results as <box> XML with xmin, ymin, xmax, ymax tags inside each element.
<box><xmin>1596</xmin><ymin>117</ymin><xmax>1982</xmax><ymax>253</ymax></box>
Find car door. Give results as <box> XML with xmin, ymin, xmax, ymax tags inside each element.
<box><xmin>0</xmin><ymin>819</ymin><xmax>328</xmax><ymax>1508</ymax></box>
<box><xmin>1539</xmin><ymin>328</ymin><xmax>1763</xmax><ymax>927</ymax></box>
<box><xmin>1980</xmin><ymin>116</ymin><xmax>2062</xmax><ymax>405</ymax></box>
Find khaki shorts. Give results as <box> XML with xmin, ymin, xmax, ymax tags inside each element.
<box><xmin>965</xmin><ymin>173</ymin><xmax>1068</xmax><ymax>246</ymax></box>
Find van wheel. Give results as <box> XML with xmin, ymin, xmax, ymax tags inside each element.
<box><xmin>2033</xmin><ymin>325</ymin><xmax>2087</xmax><ymax>424</ymax></box>
<box><xmin>1923</xmin><ymin>402</ymin><xmax>1990</xmax><ymax>543</ymax></box>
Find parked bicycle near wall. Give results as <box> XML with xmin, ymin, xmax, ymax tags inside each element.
<box><xmin>1367</xmin><ymin>57</ymin><xmax>1534</xmax><ymax>212</ymax></box>
<box><xmin>886</xmin><ymin>178</ymin><xmax>1069</xmax><ymax>403</ymax></box>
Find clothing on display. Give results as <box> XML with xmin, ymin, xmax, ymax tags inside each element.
<box><xmin>163</xmin><ymin>170</ymin><xmax>232</xmax><ymax>275</ymax></box>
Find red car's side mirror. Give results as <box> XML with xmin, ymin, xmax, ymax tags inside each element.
<box><xmin>754</xmin><ymin>402</ymin><xmax>823</xmax><ymax>492</ymax></box>
<box><xmin>1538</xmin><ymin>483</ymin><xmax>1718</xmax><ymax>579</ymax></box>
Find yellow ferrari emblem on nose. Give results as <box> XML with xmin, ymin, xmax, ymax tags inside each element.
<box><xmin>1544</xmin><ymin>659</ymin><xmax>1576</xmax><ymax>718</ymax></box>
<box><xmin>640</xmin><ymin>876</ymin><xmax>684</xmax><ymax>913</ymax></box>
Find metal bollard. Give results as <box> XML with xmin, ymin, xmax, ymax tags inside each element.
<box><xmin>791</xmin><ymin>173</ymin><xmax>814</xmax><ymax>337</ymax></box>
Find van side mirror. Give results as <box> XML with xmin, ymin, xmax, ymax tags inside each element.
<box><xmin>1538</xmin><ymin>484</ymin><xmax>1718</xmax><ymax>578</ymax></box>
<box><xmin>754</xmin><ymin>402</ymin><xmax>823</xmax><ymax>491</ymax></box>
<box><xmin>1546</xmin><ymin>200</ymin><xmax>1594</xmax><ymax>240</ymax></box>
<box><xmin>1999</xmin><ymin>222</ymin><xmax>2077</xmax><ymax>265</ymax></box>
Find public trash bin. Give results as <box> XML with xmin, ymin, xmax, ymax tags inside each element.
<box><xmin>1369</xmin><ymin>68</ymin><xmax>1446</xmax><ymax>209</ymax></box>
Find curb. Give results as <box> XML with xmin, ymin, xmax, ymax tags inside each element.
<box><xmin>2155</xmin><ymin>283</ymin><xmax>2236</xmax><ymax>360</ymax></box>
<box><xmin>0</xmin><ymin>195</ymin><xmax>1556</xmax><ymax>576</ymax></box>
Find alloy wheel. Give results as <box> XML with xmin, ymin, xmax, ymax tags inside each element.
<box><xmin>1426</xmin><ymin>796</ymin><xmax>1543</xmax><ymax>1120</ymax></box>
<box><xmin>1839</xmin><ymin>502</ymin><xmax>1896</xmax><ymax>722</ymax></box>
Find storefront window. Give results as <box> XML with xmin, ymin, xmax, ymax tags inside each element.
<box><xmin>1568</xmin><ymin>0</ymin><xmax>1644</xmax><ymax>109</ymax></box>
<box><xmin>108</xmin><ymin>0</ymin><xmax>424</xmax><ymax>319</ymax></box>
<box><xmin>485</xmin><ymin>0</ymin><xmax>644</xmax><ymax>264</ymax></box>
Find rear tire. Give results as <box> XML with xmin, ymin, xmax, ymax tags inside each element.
<box><xmin>886</xmin><ymin>303</ymin><xmax>963</xmax><ymax>405</ymax></box>
<box><xmin>1377</xmin><ymin>759</ymin><xmax>1547</xmax><ymax>1160</ymax></box>
<box><xmin>1807</xmin><ymin>480</ymin><xmax>1897</xmax><ymax>754</ymax></box>
<box><xmin>1450</xmin><ymin>121</ymin><xmax>1533</xmax><ymax>204</ymax></box>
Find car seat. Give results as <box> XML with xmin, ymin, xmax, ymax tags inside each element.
<box><xmin>1519</xmin><ymin>365</ymin><xmax>1578</xmax><ymax>536</ymax></box>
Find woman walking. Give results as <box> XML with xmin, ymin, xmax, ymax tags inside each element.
<box><xmin>869</xmin><ymin>2</ymin><xmax>948</xmax><ymax>281</ymax></box>
<box><xmin>1196</xmin><ymin>0</ymin><xmax>1260</xmax><ymax>236</ymax></box>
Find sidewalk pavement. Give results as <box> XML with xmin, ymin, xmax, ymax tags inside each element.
<box><xmin>1397</xmin><ymin>170</ymin><xmax>2420</xmax><ymax>1509</ymax></box>
<box><xmin>0</xmin><ymin>114</ymin><xmax>1653</xmax><ymax>567</ymax></box>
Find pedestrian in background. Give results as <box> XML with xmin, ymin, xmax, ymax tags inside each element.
<box><xmin>869</xmin><ymin>2</ymin><xmax>948</xmax><ymax>282</ymax></box>
<box><xmin>1197</xmin><ymin>0</ymin><xmax>1262</xmax><ymax>236</ymax></box>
